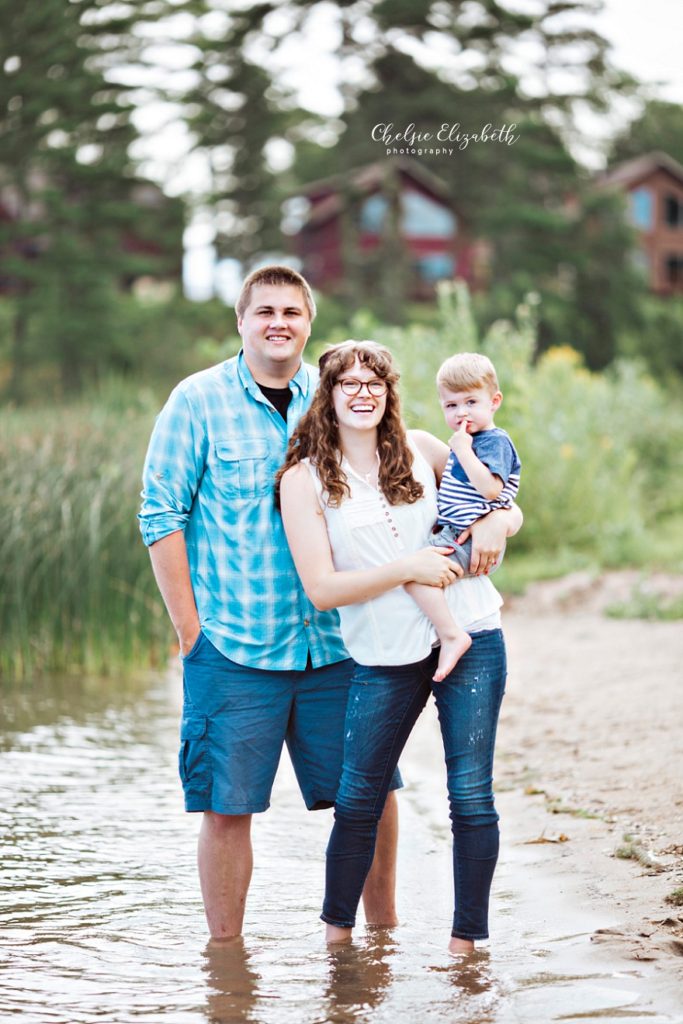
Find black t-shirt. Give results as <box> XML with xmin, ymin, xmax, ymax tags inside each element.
<box><xmin>257</xmin><ymin>382</ymin><xmax>292</xmax><ymax>422</ymax></box>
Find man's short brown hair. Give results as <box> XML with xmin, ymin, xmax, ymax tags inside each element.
<box><xmin>436</xmin><ymin>352</ymin><xmax>499</xmax><ymax>394</ymax></box>
<box><xmin>235</xmin><ymin>265</ymin><xmax>317</xmax><ymax>321</ymax></box>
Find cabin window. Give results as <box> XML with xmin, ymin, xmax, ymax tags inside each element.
<box><xmin>414</xmin><ymin>253</ymin><xmax>455</xmax><ymax>282</ymax></box>
<box><xmin>360</xmin><ymin>194</ymin><xmax>390</xmax><ymax>233</ymax></box>
<box><xmin>664</xmin><ymin>194</ymin><xmax>682</xmax><ymax>228</ymax></box>
<box><xmin>401</xmin><ymin>190</ymin><xmax>456</xmax><ymax>238</ymax></box>
<box><xmin>665</xmin><ymin>254</ymin><xmax>683</xmax><ymax>284</ymax></box>
<box><xmin>629</xmin><ymin>188</ymin><xmax>653</xmax><ymax>230</ymax></box>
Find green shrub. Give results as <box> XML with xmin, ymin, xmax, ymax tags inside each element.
<box><xmin>618</xmin><ymin>294</ymin><xmax>683</xmax><ymax>381</ymax></box>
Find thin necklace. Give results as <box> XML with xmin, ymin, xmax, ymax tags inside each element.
<box><xmin>346</xmin><ymin>450</ymin><xmax>380</xmax><ymax>483</ymax></box>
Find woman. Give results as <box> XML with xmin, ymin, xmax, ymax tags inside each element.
<box><xmin>278</xmin><ymin>341</ymin><xmax>521</xmax><ymax>954</ymax></box>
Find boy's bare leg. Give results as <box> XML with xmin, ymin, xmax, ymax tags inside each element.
<box><xmin>405</xmin><ymin>582</ymin><xmax>471</xmax><ymax>682</ymax></box>
<box><xmin>198</xmin><ymin>812</ymin><xmax>253</xmax><ymax>941</ymax></box>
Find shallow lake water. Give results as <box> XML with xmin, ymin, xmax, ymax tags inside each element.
<box><xmin>1</xmin><ymin>669</ymin><xmax>679</xmax><ymax>1023</ymax></box>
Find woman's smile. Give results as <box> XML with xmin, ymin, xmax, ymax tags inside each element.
<box><xmin>333</xmin><ymin>359</ymin><xmax>388</xmax><ymax>428</ymax></box>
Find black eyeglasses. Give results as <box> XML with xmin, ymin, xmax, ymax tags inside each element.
<box><xmin>335</xmin><ymin>378</ymin><xmax>388</xmax><ymax>397</ymax></box>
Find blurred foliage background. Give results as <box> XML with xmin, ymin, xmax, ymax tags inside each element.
<box><xmin>1</xmin><ymin>0</ymin><xmax>682</xmax><ymax>678</ymax></box>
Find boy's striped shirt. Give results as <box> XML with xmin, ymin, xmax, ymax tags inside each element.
<box><xmin>437</xmin><ymin>427</ymin><xmax>521</xmax><ymax>530</ymax></box>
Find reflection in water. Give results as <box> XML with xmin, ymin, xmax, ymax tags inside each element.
<box><xmin>323</xmin><ymin>930</ymin><xmax>395</xmax><ymax>1023</ymax></box>
<box><xmin>0</xmin><ymin>671</ymin><xmax>154</xmax><ymax>740</ymax></box>
<box><xmin>446</xmin><ymin>950</ymin><xmax>493</xmax><ymax>996</ymax></box>
<box><xmin>202</xmin><ymin>938</ymin><xmax>260</xmax><ymax>1024</ymax></box>
<box><xmin>429</xmin><ymin>949</ymin><xmax>502</xmax><ymax>1023</ymax></box>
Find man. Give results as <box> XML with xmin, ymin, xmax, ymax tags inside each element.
<box><xmin>138</xmin><ymin>266</ymin><xmax>401</xmax><ymax>940</ymax></box>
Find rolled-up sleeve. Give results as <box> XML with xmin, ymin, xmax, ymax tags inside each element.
<box><xmin>138</xmin><ymin>386</ymin><xmax>207</xmax><ymax>547</ymax></box>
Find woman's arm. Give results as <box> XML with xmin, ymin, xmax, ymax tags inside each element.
<box><xmin>463</xmin><ymin>505</ymin><xmax>523</xmax><ymax>575</ymax></box>
<box><xmin>280</xmin><ymin>463</ymin><xmax>461</xmax><ymax>611</ymax></box>
<box><xmin>410</xmin><ymin>429</ymin><xmax>449</xmax><ymax>484</ymax></box>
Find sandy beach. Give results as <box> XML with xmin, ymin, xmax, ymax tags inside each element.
<box><xmin>493</xmin><ymin>572</ymin><xmax>683</xmax><ymax>977</ymax></box>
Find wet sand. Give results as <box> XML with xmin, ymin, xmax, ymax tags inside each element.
<box><xmin>499</xmin><ymin>576</ymin><xmax>683</xmax><ymax>971</ymax></box>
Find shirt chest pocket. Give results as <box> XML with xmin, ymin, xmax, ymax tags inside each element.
<box><xmin>214</xmin><ymin>439</ymin><xmax>271</xmax><ymax>498</ymax></box>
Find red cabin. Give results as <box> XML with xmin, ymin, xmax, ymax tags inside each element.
<box><xmin>599</xmin><ymin>151</ymin><xmax>683</xmax><ymax>296</ymax></box>
<box><xmin>287</xmin><ymin>157</ymin><xmax>486</xmax><ymax>300</ymax></box>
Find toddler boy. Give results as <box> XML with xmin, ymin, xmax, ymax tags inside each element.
<box><xmin>407</xmin><ymin>352</ymin><xmax>521</xmax><ymax>682</ymax></box>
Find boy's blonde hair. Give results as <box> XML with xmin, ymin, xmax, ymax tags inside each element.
<box><xmin>437</xmin><ymin>352</ymin><xmax>499</xmax><ymax>394</ymax></box>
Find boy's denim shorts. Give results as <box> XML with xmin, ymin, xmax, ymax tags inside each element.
<box><xmin>178</xmin><ymin>630</ymin><xmax>402</xmax><ymax>815</ymax></box>
<box><xmin>429</xmin><ymin>523</ymin><xmax>505</xmax><ymax>576</ymax></box>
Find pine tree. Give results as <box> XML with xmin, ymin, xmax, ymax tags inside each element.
<box><xmin>0</xmin><ymin>0</ymin><xmax>184</xmax><ymax>395</ymax></box>
<box><xmin>181</xmin><ymin>2</ymin><xmax>293</xmax><ymax>268</ymax></box>
<box><xmin>609</xmin><ymin>100</ymin><xmax>683</xmax><ymax>168</ymax></box>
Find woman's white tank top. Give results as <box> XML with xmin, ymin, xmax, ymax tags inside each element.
<box><xmin>304</xmin><ymin>437</ymin><xmax>502</xmax><ymax>666</ymax></box>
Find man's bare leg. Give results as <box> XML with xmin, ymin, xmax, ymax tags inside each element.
<box><xmin>362</xmin><ymin>790</ymin><xmax>399</xmax><ymax>925</ymax></box>
<box><xmin>325</xmin><ymin>791</ymin><xmax>400</xmax><ymax>943</ymax></box>
<box><xmin>198</xmin><ymin>812</ymin><xmax>253</xmax><ymax>941</ymax></box>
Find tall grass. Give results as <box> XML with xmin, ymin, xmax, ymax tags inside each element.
<box><xmin>0</xmin><ymin>386</ymin><xmax>170</xmax><ymax>679</ymax></box>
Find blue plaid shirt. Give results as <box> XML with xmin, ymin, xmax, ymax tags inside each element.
<box><xmin>139</xmin><ymin>351</ymin><xmax>348</xmax><ymax>671</ymax></box>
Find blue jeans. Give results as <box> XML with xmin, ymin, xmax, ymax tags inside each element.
<box><xmin>322</xmin><ymin>629</ymin><xmax>506</xmax><ymax>940</ymax></box>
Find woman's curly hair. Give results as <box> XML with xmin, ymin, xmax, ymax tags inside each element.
<box><xmin>276</xmin><ymin>340</ymin><xmax>424</xmax><ymax>508</ymax></box>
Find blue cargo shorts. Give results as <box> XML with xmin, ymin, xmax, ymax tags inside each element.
<box><xmin>178</xmin><ymin>630</ymin><xmax>402</xmax><ymax>815</ymax></box>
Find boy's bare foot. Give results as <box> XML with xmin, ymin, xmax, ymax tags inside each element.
<box><xmin>433</xmin><ymin>633</ymin><xmax>472</xmax><ymax>682</ymax></box>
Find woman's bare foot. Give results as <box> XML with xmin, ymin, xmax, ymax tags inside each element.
<box><xmin>433</xmin><ymin>632</ymin><xmax>472</xmax><ymax>682</ymax></box>
<box><xmin>325</xmin><ymin>923</ymin><xmax>353</xmax><ymax>944</ymax></box>
<box><xmin>448</xmin><ymin>936</ymin><xmax>475</xmax><ymax>956</ymax></box>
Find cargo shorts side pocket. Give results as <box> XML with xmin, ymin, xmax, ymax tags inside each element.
<box><xmin>178</xmin><ymin>711</ymin><xmax>210</xmax><ymax>787</ymax></box>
